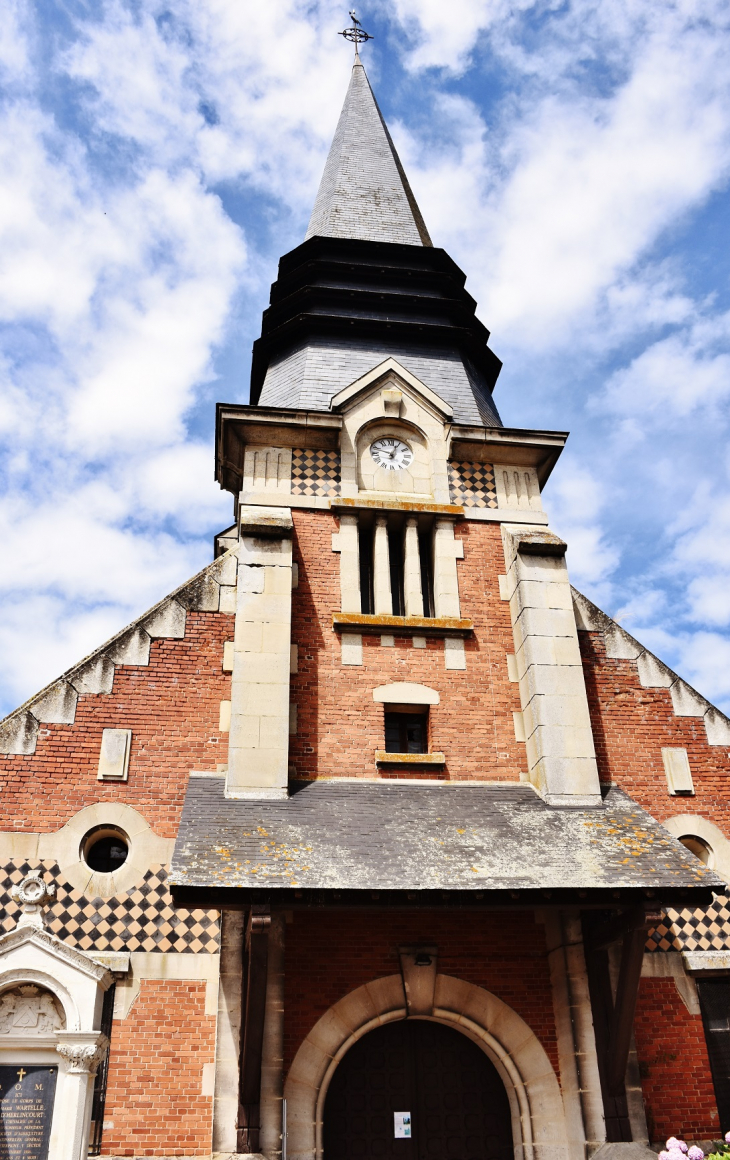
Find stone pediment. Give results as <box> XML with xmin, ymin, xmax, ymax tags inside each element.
<box><xmin>330</xmin><ymin>358</ymin><xmax>454</xmax><ymax>421</ymax></box>
<box><xmin>0</xmin><ymin>925</ymin><xmax>112</xmax><ymax>987</ymax></box>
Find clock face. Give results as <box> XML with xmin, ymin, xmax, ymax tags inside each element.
<box><xmin>370</xmin><ymin>437</ymin><xmax>413</xmax><ymax>471</ymax></box>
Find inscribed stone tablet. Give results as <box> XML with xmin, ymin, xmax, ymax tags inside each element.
<box><xmin>0</xmin><ymin>1066</ymin><xmax>57</xmax><ymax>1160</ymax></box>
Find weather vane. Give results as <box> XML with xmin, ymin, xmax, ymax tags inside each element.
<box><xmin>339</xmin><ymin>9</ymin><xmax>373</xmax><ymax>50</ymax></box>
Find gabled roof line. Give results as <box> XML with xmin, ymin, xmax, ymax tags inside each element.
<box><xmin>0</xmin><ymin>549</ymin><xmax>238</xmax><ymax>757</ymax></box>
<box><xmin>572</xmin><ymin>588</ymin><xmax>730</xmax><ymax>746</ymax></box>
<box><xmin>329</xmin><ymin>356</ymin><xmax>453</xmax><ymax>417</ymax></box>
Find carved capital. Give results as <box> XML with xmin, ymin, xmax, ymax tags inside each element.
<box><xmin>56</xmin><ymin>1036</ymin><xmax>109</xmax><ymax>1074</ymax></box>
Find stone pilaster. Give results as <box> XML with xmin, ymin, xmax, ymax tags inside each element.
<box><xmin>336</xmin><ymin>513</ymin><xmax>361</xmax><ymax>612</ymax></box>
<box><xmin>433</xmin><ymin>519</ymin><xmax>461</xmax><ymax>618</ymax></box>
<box><xmin>226</xmin><ymin>507</ymin><xmax>293</xmax><ymax>799</ymax></box>
<box><xmin>502</xmin><ymin>526</ymin><xmax>601</xmax><ymax>807</ymax></box>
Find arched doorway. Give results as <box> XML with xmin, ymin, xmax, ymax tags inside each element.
<box><xmin>323</xmin><ymin>1019</ymin><xmax>514</xmax><ymax>1160</ymax></box>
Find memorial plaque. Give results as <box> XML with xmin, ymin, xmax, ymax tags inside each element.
<box><xmin>0</xmin><ymin>1066</ymin><xmax>57</xmax><ymax>1160</ymax></box>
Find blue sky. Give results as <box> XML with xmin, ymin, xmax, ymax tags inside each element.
<box><xmin>1</xmin><ymin>0</ymin><xmax>730</xmax><ymax>716</ymax></box>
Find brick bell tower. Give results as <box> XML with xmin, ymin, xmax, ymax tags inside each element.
<box><xmin>170</xmin><ymin>42</ymin><xmax>724</xmax><ymax>1160</ymax></box>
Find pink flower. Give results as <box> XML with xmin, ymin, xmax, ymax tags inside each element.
<box><xmin>687</xmin><ymin>1148</ymin><xmax>703</xmax><ymax>1160</ymax></box>
<box><xmin>659</xmin><ymin>1151</ymin><xmax>674</xmax><ymax>1160</ymax></box>
<box><xmin>667</xmin><ymin>1142</ymin><xmax>688</xmax><ymax>1155</ymax></box>
<box><xmin>725</xmin><ymin>1134</ymin><xmax>730</xmax><ymax>1145</ymax></box>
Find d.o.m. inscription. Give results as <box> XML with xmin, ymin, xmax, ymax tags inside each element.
<box><xmin>0</xmin><ymin>1066</ymin><xmax>57</xmax><ymax>1160</ymax></box>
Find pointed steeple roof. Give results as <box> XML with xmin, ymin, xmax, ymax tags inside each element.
<box><xmin>306</xmin><ymin>54</ymin><xmax>432</xmax><ymax>247</ymax></box>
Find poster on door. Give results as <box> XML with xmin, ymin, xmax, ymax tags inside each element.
<box><xmin>394</xmin><ymin>1112</ymin><xmax>411</xmax><ymax>1138</ymax></box>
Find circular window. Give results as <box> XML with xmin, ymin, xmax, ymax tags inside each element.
<box><xmin>82</xmin><ymin>826</ymin><xmax>129</xmax><ymax>873</ymax></box>
<box><xmin>680</xmin><ymin>835</ymin><xmax>713</xmax><ymax>866</ymax></box>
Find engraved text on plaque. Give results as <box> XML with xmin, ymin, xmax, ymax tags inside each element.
<box><xmin>0</xmin><ymin>1066</ymin><xmax>57</xmax><ymax>1160</ymax></box>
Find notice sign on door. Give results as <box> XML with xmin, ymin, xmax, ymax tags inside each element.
<box><xmin>394</xmin><ymin>1112</ymin><xmax>412</xmax><ymax>1138</ymax></box>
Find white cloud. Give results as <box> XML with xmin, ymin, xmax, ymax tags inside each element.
<box><xmin>133</xmin><ymin>443</ymin><xmax>229</xmax><ymax>531</ymax></box>
<box><xmin>0</xmin><ymin>2</ymin><xmax>247</xmax><ymax>714</ymax></box>
<box><xmin>385</xmin><ymin>0</ymin><xmax>503</xmax><ymax>73</ymax></box>
<box><xmin>545</xmin><ymin>462</ymin><xmax>620</xmax><ymax>604</ymax></box>
<box><xmin>2</xmin><ymin>0</ymin><xmax>730</xmax><ymax>728</ymax></box>
<box><xmin>63</xmin><ymin>0</ymin><xmax>352</xmax><ymax>204</ymax></box>
<box><xmin>671</xmin><ymin>496</ymin><xmax>730</xmax><ymax>627</ymax></box>
<box><xmin>0</xmin><ymin>0</ymin><xmax>31</xmax><ymax>87</ymax></box>
<box><xmin>600</xmin><ymin>313</ymin><xmax>730</xmax><ymax>419</ymax></box>
<box><xmin>0</xmin><ymin>595</ymin><xmax>136</xmax><ymax>709</ymax></box>
<box><xmin>675</xmin><ymin>631</ymin><xmax>730</xmax><ymax>708</ymax></box>
<box><xmin>392</xmin><ymin>1</ymin><xmax>730</xmax><ymax>351</ymax></box>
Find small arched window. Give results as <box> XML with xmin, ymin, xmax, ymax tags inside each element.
<box><xmin>679</xmin><ymin>834</ymin><xmax>714</xmax><ymax>867</ymax></box>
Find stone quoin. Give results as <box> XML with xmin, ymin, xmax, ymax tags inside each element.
<box><xmin>2</xmin><ymin>32</ymin><xmax>730</xmax><ymax>1160</ymax></box>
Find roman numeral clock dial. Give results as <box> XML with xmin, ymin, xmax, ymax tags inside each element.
<box><xmin>370</xmin><ymin>438</ymin><xmax>413</xmax><ymax>471</ymax></box>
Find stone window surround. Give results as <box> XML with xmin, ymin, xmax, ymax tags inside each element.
<box><xmin>663</xmin><ymin>814</ymin><xmax>730</xmax><ymax>884</ymax></box>
<box><xmin>373</xmin><ymin>682</ymin><xmax>444</xmax><ymax>765</ymax></box>
<box><xmin>0</xmin><ymin>803</ymin><xmax>174</xmax><ymax>901</ymax></box>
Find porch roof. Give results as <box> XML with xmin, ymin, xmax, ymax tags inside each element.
<box><xmin>169</xmin><ymin>777</ymin><xmax>721</xmax><ymax>907</ymax></box>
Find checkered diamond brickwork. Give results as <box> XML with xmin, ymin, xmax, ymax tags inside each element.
<box><xmin>646</xmin><ymin>893</ymin><xmax>730</xmax><ymax>952</ymax></box>
<box><xmin>448</xmin><ymin>462</ymin><xmax>498</xmax><ymax>508</ymax></box>
<box><xmin>0</xmin><ymin>860</ymin><xmax>219</xmax><ymax>954</ymax></box>
<box><xmin>291</xmin><ymin>449</ymin><xmax>340</xmax><ymax>497</ymax></box>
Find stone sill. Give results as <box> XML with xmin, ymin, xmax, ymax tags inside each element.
<box><xmin>333</xmin><ymin>497</ymin><xmax>463</xmax><ymax>517</ymax></box>
<box><xmin>375</xmin><ymin>752</ymin><xmax>446</xmax><ymax>766</ymax></box>
<box><xmin>333</xmin><ymin>613</ymin><xmax>473</xmax><ymax>637</ymax></box>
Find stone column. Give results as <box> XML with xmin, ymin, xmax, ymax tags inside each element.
<box><xmin>227</xmin><ymin>506</ymin><xmax>293</xmax><ymax>800</ymax></box>
<box><xmin>260</xmin><ymin>912</ymin><xmax>286</xmax><ymax>1160</ymax></box>
<box><xmin>502</xmin><ymin>526</ymin><xmax>601</xmax><ymax>807</ymax></box>
<box><xmin>54</xmin><ymin>1034</ymin><xmax>108</xmax><ymax>1160</ymax></box>
<box><xmin>213</xmin><ymin>911</ymin><xmax>245</xmax><ymax>1153</ymax></box>
<box><xmin>373</xmin><ymin>516</ymin><xmax>392</xmax><ymax>615</ymax></box>
<box><xmin>403</xmin><ymin>518</ymin><xmax>424</xmax><ymax>618</ymax></box>
<box><xmin>337</xmin><ymin>514</ymin><xmax>361</xmax><ymax>613</ymax></box>
<box><xmin>432</xmin><ymin>519</ymin><xmax>460</xmax><ymax>618</ymax></box>
<box><xmin>544</xmin><ymin>910</ymin><xmax>605</xmax><ymax>1160</ymax></box>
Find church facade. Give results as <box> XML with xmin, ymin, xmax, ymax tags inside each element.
<box><xmin>2</xmin><ymin>49</ymin><xmax>730</xmax><ymax>1160</ymax></box>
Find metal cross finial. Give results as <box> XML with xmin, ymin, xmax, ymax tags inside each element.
<box><xmin>339</xmin><ymin>9</ymin><xmax>373</xmax><ymax>50</ymax></box>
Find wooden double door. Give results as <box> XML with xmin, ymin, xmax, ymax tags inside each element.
<box><xmin>323</xmin><ymin>1019</ymin><xmax>514</xmax><ymax>1160</ymax></box>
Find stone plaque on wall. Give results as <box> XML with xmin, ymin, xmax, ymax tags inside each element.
<box><xmin>0</xmin><ymin>1066</ymin><xmax>57</xmax><ymax>1160</ymax></box>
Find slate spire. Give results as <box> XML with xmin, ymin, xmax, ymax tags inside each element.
<box><xmin>306</xmin><ymin>53</ymin><xmax>432</xmax><ymax>247</ymax></box>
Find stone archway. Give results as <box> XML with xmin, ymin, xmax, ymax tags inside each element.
<box><xmin>283</xmin><ymin>973</ymin><xmax>567</xmax><ymax>1160</ymax></box>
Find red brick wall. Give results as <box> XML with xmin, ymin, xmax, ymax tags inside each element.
<box><xmin>102</xmin><ymin>979</ymin><xmax>216</xmax><ymax>1156</ymax></box>
<box><xmin>579</xmin><ymin>630</ymin><xmax>730</xmax><ymax>830</ymax></box>
<box><xmin>283</xmin><ymin>908</ymin><xmax>559</xmax><ymax>1078</ymax></box>
<box><xmin>634</xmin><ymin>977</ymin><xmax>719</xmax><ymax>1142</ymax></box>
<box><xmin>0</xmin><ymin>611</ymin><xmax>234</xmax><ymax>837</ymax></box>
<box><xmin>290</xmin><ymin>512</ymin><xmax>525</xmax><ymax>782</ymax></box>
